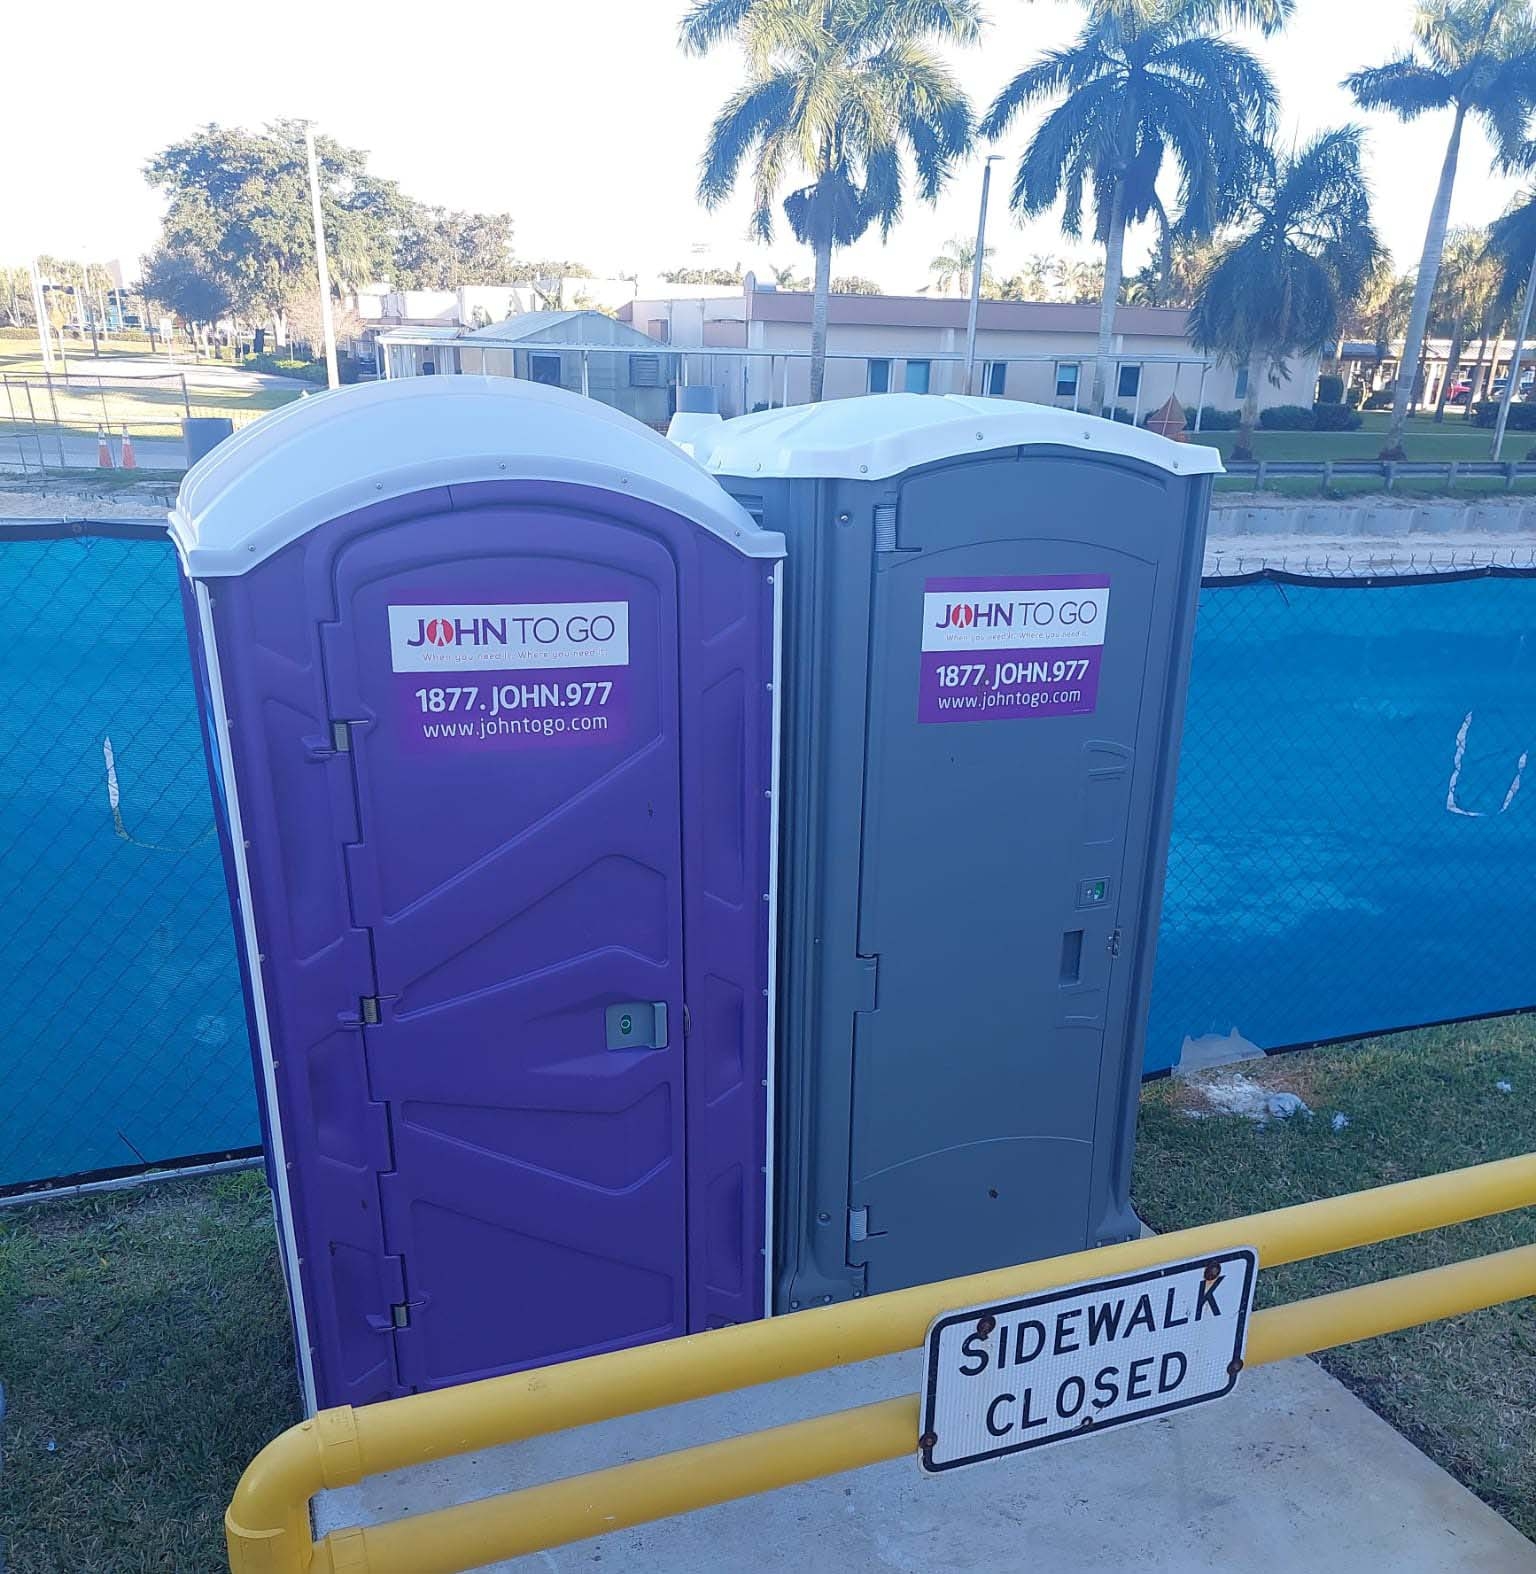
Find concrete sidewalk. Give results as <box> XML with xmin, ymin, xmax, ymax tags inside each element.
<box><xmin>316</xmin><ymin>1349</ymin><xmax>1535</xmax><ymax>1573</ymax></box>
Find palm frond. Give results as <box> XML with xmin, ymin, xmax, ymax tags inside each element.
<box><xmin>846</xmin><ymin>0</ymin><xmax>984</xmax><ymax>52</ymax></box>
<box><xmin>1344</xmin><ymin>55</ymin><xmax>1456</xmax><ymax>117</ymax></box>
<box><xmin>697</xmin><ymin>73</ymin><xmax>799</xmax><ymax>210</ymax></box>
<box><xmin>1488</xmin><ymin>187</ymin><xmax>1536</xmax><ymax>314</ymax></box>
<box><xmin>679</xmin><ymin>0</ymin><xmax>762</xmax><ymax>55</ymax></box>
<box><xmin>980</xmin><ymin>50</ymin><xmax>1087</xmax><ymax>138</ymax></box>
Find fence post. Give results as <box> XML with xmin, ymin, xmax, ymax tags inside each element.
<box><xmin>1445</xmin><ymin>461</ymin><xmax>1458</xmax><ymax>492</ymax></box>
<box><xmin>1321</xmin><ymin>460</ymin><xmax>1333</xmax><ymax>492</ymax></box>
<box><xmin>1384</xmin><ymin>462</ymin><xmax>1397</xmax><ymax>492</ymax></box>
<box><xmin>3</xmin><ymin>376</ymin><xmax>31</xmax><ymax>479</ymax></box>
<box><xmin>180</xmin><ymin>373</ymin><xmax>191</xmax><ymax>418</ymax></box>
<box><xmin>1254</xmin><ymin>460</ymin><xmax>1267</xmax><ymax>492</ymax></box>
<box><xmin>1507</xmin><ymin>463</ymin><xmax>1519</xmax><ymax>493</ymax></box>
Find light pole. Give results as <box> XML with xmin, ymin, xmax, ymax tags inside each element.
<box><xmin>962</xmin><ymin>154</ymin><xmax>1003</xmax><ymax>397</ymax></box>
<box><xmin>28</xmin><ymin>260</ymin><xmax>54</xmax><ymax>373</ymax></box>
<box><xmin>1492</xmin><ymin>244</ymin><xmax>1536</xmax><ymax>463</ymax></box>
<box><xmin>304</xmin><ymin>123</ymin><xmax>340</xmax><ymax>391</ymax></box>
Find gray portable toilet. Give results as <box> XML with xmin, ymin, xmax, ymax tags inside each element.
<box><xmin>681</xmin><ymin>393</ymin><xmax>1220</xmax><ymax>1311</ymax></box>
<box><xmin>173</xmin><ymin>376</ymin><xmax>783</xmax><ymax>1412</ymax></box>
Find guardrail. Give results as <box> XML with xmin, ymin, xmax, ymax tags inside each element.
<box><xmin>1223</xmin><ymin>458</ymin><xmax>1536</xmax><ymax>491</ymax></box>
<box><xmin>226</xmin><ymin>1153</ymin><xmax>1536</xmax><ymax>1573</ymax></box>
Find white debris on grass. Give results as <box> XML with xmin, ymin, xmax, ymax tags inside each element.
<box><xmin>1184</xmin><ymin>1072</ymin><xmax>1311</xmax><ymax>1126</ymax></box>
<box><xmin>1331</xmin><ymin>1112</ymin><xmax>1351</xmax><ymax>1131</ymax></box>
<box><xmin>1495</xmin><ymin>1080</ymin><xmax>1513</xmax><ymax>1094</ymax></box>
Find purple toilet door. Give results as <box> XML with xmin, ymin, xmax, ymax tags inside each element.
<box><xmin>320</xmin><ymin>502</ymin><xmax>690</xmax><ymax>1393</ymax></box>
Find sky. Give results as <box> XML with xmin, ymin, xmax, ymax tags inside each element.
<box><xmin>2</xmin><ymin>0</ymin><xmax>1529</xmax><ymax>291</ymax></box>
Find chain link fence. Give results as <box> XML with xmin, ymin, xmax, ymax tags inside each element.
<box><xmin>0</xmin><ymin>524</ymin><xmax>254</xmax><ymax>1189</ymax></box>
<box><xmin>1147</xmin><ymin>558</ymin><xmax>1536</xmax><ymax>1071</ymax></box>
<box><xmin>1</xmin><ymin>372</ymin><xmax>268</xmax><ymax>474</ymax></box>
<box><xmin>1</xmin><ymin>528</ymin><xmax>1534</xmax><ymax>1187</ymax></box>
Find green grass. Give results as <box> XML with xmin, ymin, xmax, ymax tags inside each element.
<box><xmin>0</xmin><ymin>1170</ymin><xmax>299</xmax><ymax>1573</ymax></box>
<box><xmin>0</xmin><ymin>345</ymin><xmax>303</xmax><ymax>444</ymax></box>
<box><xmin>1198</xmin><ymin>412</ymin><xmax>1506</xmax><ymax>462</ymax></box>
<box><xmin>1134</xmin><ymin>1016</ymin><xmax>1536</xmax><ymax>1541</ymax></box>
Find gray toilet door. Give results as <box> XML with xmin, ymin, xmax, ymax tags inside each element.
<box><xmin>848</xmin><ymin>496</ymin><xmax>1161</xmax><ymax>1293</ymax></box>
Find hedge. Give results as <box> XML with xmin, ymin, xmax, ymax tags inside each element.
<box><xmin>1471</xmin><ymin>400</ymin><xmax>1536</xmax><ymax>431</ymax></box>
<box><xmin>1257</xmin><ymin>404</ymin><xmax>1316</xmax><ymax>430</ymax></box>
<box><xmin>1312</xmin><ymin>402</ymin><xmax>1362</xmax><ymax>431</ymax></box>
<box><xmin>1182</xmin><ymin>405</ymin><xmax>1242</xmax><ymax>431</ymax></box>
<box><xmin>1316</xmin><ymin>372</ymin><xmax>1344</xmax><ymax>405</ymax></box>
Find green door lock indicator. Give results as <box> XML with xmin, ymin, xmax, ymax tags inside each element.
<box><xmin>605</xmin><ymin>1001</ymin><xmax>669</xmax><ymax>1050</ymax></box>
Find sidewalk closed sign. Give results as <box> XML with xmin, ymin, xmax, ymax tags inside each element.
<box><xmin>920</xmin><ymin>1249</ymin><xmax>1259</xmax><ymax>1474</ymax></box>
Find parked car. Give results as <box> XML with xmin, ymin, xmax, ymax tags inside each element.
<box><xmin>1445</xmin><ymin>381</ymin><xmax>1472</xmax><ymax>403</ymax></box>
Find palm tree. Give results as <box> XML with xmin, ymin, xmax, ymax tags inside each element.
<box><xmin>1056</xmin><ymin>257</ymin><xmax>1106</xmax><ymax>303</ymax></box>
<box><xmin>1430</xmin><ymin>227</ymin><xmax>1501</xmax><ymax>419</ymax></box>
<box><xmin>1189</xmin><ymin>127</ymin><xmax>1380</xmax><ymax>460</ymax></box>
<box><xmin>929</xmin><ymin>235</ymin><xmax>996</xmax><ymax>296</ymax></box>
<box><xmin>682</xmin><ymin>0</ymin><xmax>979</xmax><ymax>400</ymax></box>
<box><xmin>981</xmin><ymin>0</ymin><xmax>1290</xmax><ymax>416</ymax></box>
<box><xmin>1345</xmin><ymin>0</ymin><xmax>1536</xmax><ymax>456</ymax></box>
<box><xmin>1487</xmin><ymin>187</ymin><xmax>1536</xmax><ymax>407</ymax></box>
<box><xmin>1347</xmin><ymin>259</ymin><xmax>1417</xmax><ymax>395</ymax></box>
<box><xmin>771</xmin><ymin>261</ymin><xmax>810</xmax><ymax>289</ymax></box>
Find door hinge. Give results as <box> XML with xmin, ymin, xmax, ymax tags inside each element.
<box><xmin>849</xmin><ymin>1206</ymin><xmax>870</xmax><ymax>1244</ymax></box>
<box><xmin>682</xmin><ymin>1002</ymin><xmax>693</xmax><ymax>1036</ymax></box>
<box><xmin>360</xmin><ymin>996</ymin><xmax>382</xmax><ymax>1025</ymax></box>
<box><xmin>390</xmin><ymin>1301</ymin><xmax>410</xmax><ymax>1329</ymax></box>
<box><xmin>873</xmin><ymin>505</ymin><xmax>898</xmax><ymax>552</ymax></box>
<box><xmin>1107</xmin><ymin>929</ymin><xmax>1122</xmax><ymax>958</ymax></box>
<box><xmin>305</xmin><ymin>720</ymin><xmax>362</xmax><ymax>761</ymax></box>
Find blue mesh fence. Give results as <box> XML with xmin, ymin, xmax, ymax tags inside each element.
<box><xmin>1</xmin><ymin>528</ymin><xmax>1534</xmax><ymax>1187</ymax></box>
<box><xmin>0</xmin><ymin>525</ymin><xmax>254</xmax><ymax>1189</ymax></box>
<box><xmin>1147</xmin><ymin>566</ymin><xmax>1536</xmax><ymax>1072</ymax></box>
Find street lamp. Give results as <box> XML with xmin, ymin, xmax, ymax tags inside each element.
<box><xmin>303</xmin><ymin>123</ymin><xmax>340</xmax><ymax>391</ymax></box>
<box><xmin>1492</xmin><ymin>243</ymin><xmax>1536</xmax><ymax>463</ymax></box>
<box><xmin>962</xmin><ymin>154</ymin><xmax>1004</xmax><ymax>397</ymax></box>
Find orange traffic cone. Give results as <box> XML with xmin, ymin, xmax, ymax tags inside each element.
<box><xmin>120</xmin><ymin>426</ymin><xmax>137</xmax><ymax>469</ymax></box>
<box><xmin>96</xmin><ymin>425</ymin><xmax>114</xmax><ymax>468</ymax></box>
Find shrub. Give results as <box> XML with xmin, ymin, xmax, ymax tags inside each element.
<box><xmin>1257</xmin><ymin>404</ymin><xmax>1316</xmax><ymax>430</ymax></box>
<box><xmin>1315</xmin><ymin>372</ymin><xmax>1344</xmax><ymax>405</ymax></box>
<box><xmin>1312</xmin><ymin>402</ymin><xmax>1362</xmax><ymax>431</ymax></box>
<box><xmin>1471</xmin><ymin>400</ymin><xmax>1536</xmax><ymax>430</ymax></box>
<box><xmin>1345</xmin><ymin>383</ymin><xmax>1365</xmax><ymax>409</ymax></box>
<box><xmin>1363</xmin><ymin>386</ymin><xmax>1396</xmax><ymax>410</ymax></box>
<box><xmin>242</xmin><ymin>352</ymin><xmax>327</xmax><ymax>383</ymax></box>
<box><xmin>1181</xmin><ymin>405</ymin><xmax>1242</xmax><ymax>431</ymax></box>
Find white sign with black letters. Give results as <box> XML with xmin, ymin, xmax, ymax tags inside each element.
<box><xmin>919</xmin><ymin>1249</ymin><xmax>1259</xmax><ymax>1474</ymax></box>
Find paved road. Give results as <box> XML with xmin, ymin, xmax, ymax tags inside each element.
<box><xmin>1</xmin><ymin>427</ymin><xmax>187</xmax><ymax>472</ymax></box>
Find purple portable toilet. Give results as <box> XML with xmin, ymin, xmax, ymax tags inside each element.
<box><xmin>172</xmin><ymin>376</ymin><xmax>783</xmax><ymax>1413</ymax></box>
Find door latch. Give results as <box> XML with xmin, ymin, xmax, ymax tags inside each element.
<box><xmin>1107</xmin><ymin>928</ymin><xmax>1122</xmax><ymax>958</ymax></box>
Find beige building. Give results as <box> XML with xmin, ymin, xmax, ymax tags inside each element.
<box><xmin>620</xmin><ymin>277</ymin><xmax>1321</xmax><ymax>424</ymax></box>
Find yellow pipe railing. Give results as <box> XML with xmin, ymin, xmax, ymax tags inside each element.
<box><xmin>228</xmin><ymin>1153</ymin><xmax>1536</xmax><ymax>1574</ymax></box>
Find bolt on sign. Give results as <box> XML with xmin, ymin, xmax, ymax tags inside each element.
<box><xmin>919</xmin><ymin>1249</ymin><xmax>1259</xmax><ymax>1474</ymax></box>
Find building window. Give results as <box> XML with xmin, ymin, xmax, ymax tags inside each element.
<box><xmin>904</xmin><ymin>359</ymin><xmax>931</xmax><ymax>394</ymax></box>
<box><xmin>1234</xmin><ymin>365</ymin><xmax>1249</xmax><ymax>399</ymax></box>
<box><xmin>868</xmin><ymin>358</ymin><xmax>892</xmax><ymax>393</ymax></box>
<box><xmin>986</xmin><ymin>361</ymin><xmax>1007</xmax><ymax>396</ymax></box>
<box><xmin>1117</xmin><ymin>364</ymin><xmax>1141</xmax><ymax>399</ymax></box>
<box><xmin>647</xmin><ymin>318</ymin><xmax>670</xmax><ymax>343</ymax></box>
<box><xmin>529</xmin><ymin>353</ymin><xmax>562</xmax><ymax>386</ymax></box>
<box><xmin>1055</xmin><ymin>362</ymin><xmax>1080</xmax><ymax>399</ymax></box>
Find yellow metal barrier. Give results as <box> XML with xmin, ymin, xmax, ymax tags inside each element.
<box><xmin>228</xmin><ymin>1153</ymin><xmax>1536</xmax><ymax>1574</ymax></box>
